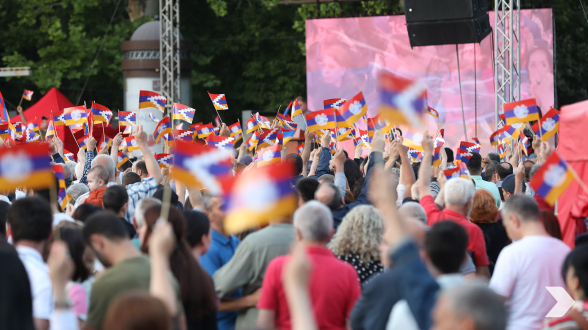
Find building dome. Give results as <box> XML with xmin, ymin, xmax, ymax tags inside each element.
<box><xmin>130</xmin><ymin>21</ymin><xmax>184</xmax><ymax>41</ymax></box>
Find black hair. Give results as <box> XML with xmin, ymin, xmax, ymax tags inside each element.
<box><xmin>497</xmin><ymin>162</ymin><xmax>514</xmax><ymax>180</ymax></box>
<box><xmin>321</xmin><ymin>183</ymin><xmax>342</xmax><ymax>211</ymax></box>
<box><xmin>0</xmin><ymin>201</ymin><xmax>10</xmax><ymax>239</ymax></box>
<box><xmin>342</xmin><ymin>149</ymin><xmax>349</xmax><ymax>158</ymax></box>
<box><xmin>134</xmin><ymin>160</ymin><xmax>148</xmax><ymax>176</ymax></box>
<box><xmin>425</xmin><ymin>221</ymin><xmax>468</xmax><ymax>274</ymax></box>
<box><xmin>153</xmin><ymin>187</ymin><xmax>179</xmax><ymax>207</ymax></box>
<box><xmin>7</xmin><ymin>197</ymin><xmax>52</xmax><ymax>243</ymax></box>
<box><xmin>444</xmin><ymin>147</ymin><xmax>454</xmax><ymax>163</ymax></box>
<box><xmin>72</xmin><ymin>203</ymin><xmax>103</xmax><ymax>223</ymax></box>
<box><xmin>0</xmin><ymin>246</ymin><xmax>34</xmax><ymax>330</ymax></box>
<box><xmin>411</xmin><ymin>162</ymin><xmax>421</xmax><ymax>181</ymax></box>
<box><xmin>184</xmin><ymin>211</ymin><xmax>211</xmax><ymax>248</ymax></box>
<box><xmin>103</xmin><ymin>185</ymin><xmax>129</xmax><ymax>213</ymax></box>
<box><xmin>83</xmin><ymin>211</ymin><xmax>130</xmax><ymax>242</ymax></box>
<box><xmin>122</xmin><ymin>172</ymin><xmax>142</xmax><ymax>187</ymax></box>
<box><xmin>562</xmin><ymin>245</ymin><xmax>588</xmax><ymax>298</ymax></box>
<box><xmin>488</xmin><ymin>152</ymin><xmax>501</xmax><ymax>163</ymax></box>
<box><xmin>286</xmin><ymin>153</ymin><xmax>303</xmax><ymax>175</ymax></box>
<box><xmin>343</xmin><ymin>158</ymin><xmax>363</xmax><ymax>192</ymax></box>
<box><xmin>296</xmin><ymin>178</ymin><xmax>319</xmax><ymax>203</ymax></box>
<box><xmin>353</xmin><ymin>177</ymin><xmax>365</xmax><ymax>199</ymax></box>
<box><xmin>118</xmin><ymin>159</ymin><xmax>132</xmax><ymax>172</ymax></box>
<box><xmin>58</xmin><ymin>225</ymin><xmax>91</xmax><ymax>282</ymax></box>
<box><xmin>502</xmin><ymin>194</ymin><xmax>541</xmax><ymax>222</ymax></box>
<box><xmin>485</xmin><ymin>163</ymin><xmax>497</xmax><ymax>182</ymax></box>
<box><xmin>466</xmin><ymin>153</ymin><xmax>483</xmax><ymax>175</ymax></box>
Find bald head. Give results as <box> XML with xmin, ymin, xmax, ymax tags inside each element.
<box><xmin>315</xmin><ymin>183</ymin><xmax>343</xmax><ymax>211</ymax></box>
<box><xmin>91</xmin><ymin>154</ymin><xmax>116</xmax><ymax>181</ymax></box>
<box><xmin>398</xmin><ymin>202</ymin><xmax>427</xmax><ymax>223</ymax></box>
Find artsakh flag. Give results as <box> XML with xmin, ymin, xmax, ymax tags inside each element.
<box><xmin>154</xmin><ymin>117</ymin><xmax>173</xmax><ymax>143</ymax></box>
<box><xmin>246</xmin><ymin>131</ymin><xmax>260</xmax><ymax>151</ymax></box>
<box><xmin>444</xmin><ymin>162</ymin><xmax>471</xmax><ymax>181</ymax></box>
<box><xmin>174</xmin><ymin>129</ymin><xmax>193</xmax><ymax>142</ymax></box>
<box><xmin>434</xmin><ymin>129</ymin><xmax>445</xmax><ymax>148</ymax></box>
<box><xmin>228</xmin><ymin>122</ymin><xmax>243</xmax><ymax>142</ymax></box>
<box><xmin>123</xmin><ymin>136</ymin><xmax>140</xmax><ymax>151</ymax></box>
<box><xmin>139</xmin><ymin>90</ymin><xmax>166</xmax><ymax>112</ymax></box>
<box><xmin>91</xmin><ymin>103</ymin><xmax>113</xmax><ymax>125</ymax></box>
<box><xmin>155</xmin><ymin>153</ymin><xmax>174</xmax><ymax>168</ymax></box>
<box><xmin>456</xmin><ymin>141</ymin><xmax>480</xmax><ymax>164</ymax></box>
<box><xmin>291</xmin><ymin>100</ymin><xmax>303</xmax><ymax>118</ymax></box>
<box><xmin>490</xmin><ymin>128</ymin><xmax>505</xmax><ymax>146</ymax></box>
<box><xmin>172</xmin><ymin>103</ymin><xmax>196</xmax><ymax>123</ymax></box>
<box><xmin>117</xmin><ymin>151</ymin><xmax>129</xmax><ymax>168</ymax></box>
<box><xmin>529</xmin><ymin>151</ymin><xmax>575</xmax><ymax>206</ymax></box>
<box><xmin>427</xmin><ymin>106</ymin><xmax>439</xmax><ymax>120</ymax></box>
<box><xmin>297</xmin><ymin>143</ymin><xmax>304</xmax><ymax>155</ymax></box>
<box><xmin>22</xmin><ymin>89</ymin><xmax>34</xmax><ymax>101</ymax></box>
<box><xmin>324</xmin><ymin>98</ymin><xmax>347</xmax><ymax>110</ymax></box>
<box><xmin>207</xmin><ymin>135</ymin><xmax>235</xmax><ymax>151</ymax></box>
<box><xmin>208</xmin><ymin>93</ymin><xmax>228</xmax><ymax>111</ymax></box>
<box><xmin>433</xmin><ymin>146</ymin><xmax>442</xmax><ymax>167</ymax></box>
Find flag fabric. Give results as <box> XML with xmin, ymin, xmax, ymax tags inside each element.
<box><xmin>208</xmin><ymin>93</ymin><xmax>228</xmax><ymax>111</ymax></box>
<box><xmin>531</xmin><ymin>107</ymin><xmax>560</xmax><ymax>141</ymax></box>
<box><xmin>276</xmin><ymin>113</ymin><xmax>297</xmax><ymax>131</ymax></box>
<box><xmin>14</xmin><ymin>123</ymin><xmax>25</xmax><ymax>140</ymax></box>
<box><xmin>334</xmin><ymin>92</ymin><xmax>368</xmax><ymax>128</ymax></box>
<box><xmin>155</xmin><ymin>153</ymin><xmax>174</xmax><ymax>168</ymax></box>
<box><xmin>25</xmin><ymin>126</ymin><xmax>40</xmax><ymax>143</ymax></box>
<box><xmin>257</xmin><ymin>144</ymin><xmax>282</xmax><ymax>167</ymax></box>
<box><xmin>490</xmin><ymin>128</ymin><xmax>505</xmax><ymax>146</ymax></box>
<box><xmin>305</xmin><ymin>109</ymin><xmax>336</xmax><ymax>133</ymax></box>
<box><xmin>357</xmin><ymin>129</ymin><xmax>371</xmax><ymax>147</ymax></box>
<box><xmin>26</xmin><ymin>122</ymin><xmax>39</xmax><ymax>132</ymax></box>
<box><xmin>0</xmin><ymin>123</ymin><xmax>16</xmax><ymax>142</ymax></box>
<box><xmin>190</xmin><ymin>123</ymin><xmax>203</xmax><ymax>132</ymax></box>
<box><xmin>504</xmin><ymin>99</ymin><xmax>540</xmax><ymax>125</ymax></box>
<box><xmin>444</xmin><ymin>162</ymin><xmax>471</xmax><ymax>180</ymax></box>
<box><xmin>367</xmin><ymin>114</ymin><xmax>393</xmax><ymax>136</ymax></box>
<box><xmin>246</xmin><ymin>131</ymin><xmax>260</xmax><ymax>151</ymax></box>
<box><xmin>427</xmin><ymin>106</ymin><xmax>439</xmax><ymax>121</ymax></box>
<box><xmin>502</xmin><ymin>123</ymin><xmax>523</xmax><ymax>141</ymax></box>
<box><xmin>46</xmin><ymin>121</ymin><xmax>56</xmax><ymax>138</ymax></box>
<box><xmin>63</xmin><ymin>109</ymin><xmax>88</xmax><ymax>126</ymax></box>
<box><xmin>0</xmin><ymin>92</ymin><xmax>9</xmax><ymax>123</ymax></box>
<box><xmin>171</xmin><ymin>140</ymin><xmax>233</xmax><ymax>194</ymax></box>
<box><xmin>214</xmin><ymin>116</ymin><xmax>221</xmax><ymax>128</ymax></box>
<box><xmin>254</xmin><ymin>113</ymin><xmax>271</xmax><ymax>129</ymax></box>
<box><xmin>91</xmin><ymin>103</ymin><xmax>113</xmax><ymax>125</ymax></box>
<box><xmin>117</xmin><ymin>151</ymin><xmax>130</xmax><ymax>168</ymax></box>
<box><xmin>196</xmin><ymin>123</ymin><xmax>215</xmax><ymax>139</ymax></box>
<box><xmin>408</xmin><ymin>148</ymin><xmax>423</xmax><ymax>163</ymax></box>
<box><xmin>456</xmin><ymin>141</ymin><xmax>480</xmax><ymax>164</ymax></box>
<box><xmin>0</xmin><ymin>143</ymin><xmax>54</xmax><ymax>190</ymax></box>
<box><xmin>228</xmin><ymin>122</ymin><xmax>243</xmax><ymax>142</ymax></box>
<box><xmin>336</xmin><ymin>127</ymin><xmax>354</xmax><ymax>142</ymax></box>
<box><xmin>297</xmin><ymin>143</ymin><xmax>304</xmax><ymax>155</ymax></box>
<box><xmin>207</xmin><ymin>135</ymin><xmax>235</xmax><ymax>151</ymax></box>
<box><xmin>123</xmin><ymin>126</ymin><xmax>133</xmax><ymax>135</ymax></box>
<box><xmin>124</xmin><ymin>136</ymin><xmax>140</xmax><ymax>151</ymax></box>
<box><xmin>291</xmin><ymin>100</ymin><xmax>302</xmax><ymax>117</ymax></box>
<box><xmin>99</xmin><ymin>136</ymin><xmax>112</xmax><ymax>151</ymax></box>
<box><xmin>280</xmin><ymin>129</ymin><xmax>294</xmax><ymax>145</ymax></box>
<box><xmin>172</xmin><ymin>103</ymin><xmax>195</xmax><ymax>123</ymax></box>
<box><xmin>498</xmin><ymin>143</ymin><xmax>506</xmax><ymax>159</ymax></box>
<box><xmin>324</xmin><ymin>98</ymin><xmax>347</xmax><ymax>110</ymax></box>
<box><xmin>118</xmin><ymin>111</ymin><xmax>137</xmax><ymax>127</ymax></box>
<box><xmin>246</xmin><ymin>117</ymin><xmax>260</xmax><ymax>135</ymax></box>
<box><xmin>149</xmin><ymin>113</ymin><xmax>160</xmax><ymax>123</ymax></box>
<box><xmin>139</xmin><ymin>90</ymin><xmax>166</xmax><ymax>112</ymax></box>
<box><xmin>434</xmin><ymin>129</ymin><xmax>445</xmax><ymax>148</ymax></box>
<box><xmin>154</xmin><ymin>117</ymin><xmax>173</xmax><ymax>143</ymax></box>
<box><xmin>22</xmin><ymin>90</ymin><xmax>34</xmax><ymax>101</ymax></box>
<box><xmin>378</xmin><ymin>71</ymin><xmax>427</xmax><ymax>128</ymax></box>
<box><xmin>174</xmin><ymin>129</ymin><xmax>193</xmax><ymax>142</ymax></box>
<box><xmin>472</xmin><ymin>137</ymin><xmax>481</xmax><ymax>146</ymax></box>
<box><xmin>57</xmin><ymin>189</ymin><xmax>72</xmax><ymax>211</ymax></box>
<box><xmin>164</xmin><ymin>134</ymin><xmax>174</xmax><ymax>147</ymax></box>
<box><xmin>63</xmin><ymin>150</ymin><xmax>74</xmax><ymax>162</ymax></box>
<box><xmin>402</xmin><ymin>129</ymin><xmax>425</xmax><ymax>152</ymax></box>
<box><xmin>77</xmin><ymin>136</ymin><xmax>89</xmax><ymax>150</ymax></box>
<box><xmin>53</xmin><ymin>113</ymin><xmax>66</xmax><ymax>126</ymax></box>
<box><xmin>284</xmin><ymin>101</ymin><xmax>293</xmax><ymax>116</ymax></box>
<box><xmin>433</xmin><ymin>146</ymin><xmax>442</xmax><ymax>167</ymax></box>
<box><xmin>529</xmin><ymin>151</ymin><xmax>575</xmax><ymax>206</ymax></box>
<box><xmin>257</xmin><ymin>128</ymin><xmax>280</xmax><ymax>150</ymax></box>
<box><xmin>222</xmin><ymin>162</ymin><xmax>297</xmax><ymax>233</ymax></box>
<box><xmin>520</xmin><ymin>135</ymin><xmax>531</xmax><ymax>156</ymax></box>
<box><xmin>52</xmin><ymin>164</ymin><xmax>66</xmax><ymax>190</ymax></box>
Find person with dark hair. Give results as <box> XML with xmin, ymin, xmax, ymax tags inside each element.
<box><xmin>540</xmin><ymin>210</ymin><xmax>562</xmax><ymax>240</ymax></box>
<box><xmin>490</xmin><ymin>195</ymin><xmax>570</xmax><ymax>330</ymax></box>
<box><xmin>487</xmin><ymin>152</ymin><xmax>501</xmax><ymax>164</ymax></box>
<box><xmin>122</xmin><ymin>172</ymin><xmax>141</xmax><ymax>186</ymax></box>
<box><xmin>153</xmin><ymin>186</ymin><xmax>181</xmax><ymax>209</ymax></box>
<box><xmin>0</xmin><ymin>245</ymin><xmax>35</xmax><ymax>330</ymax></box>
<box><xmin>141</xmin><ymin>205</ymin><xmax>218</xmax><ymax>330</ymax></box>
<box><xmin>444</xmin><ymin>147</ymin><xmax>454</xmax><ymax>164</ymax></box>
<box><xmin>467</xmin><ymin>152</ymin><xmax>501</xmax><ymax>207</ymax></box>
<box><xmin>295</xmin><ymin>177</ymin><xmax>319</xmax><ymax>206</ymax></box>
<box><xmin>7</xmin><ymin>197</ymin><xmax>53</xmax><ymax>330</ymax></box>
<box><xmin>71</xmin><ymin>204</ymin><xmax>102</xmax><ymax>223</ymax></box>
<box><xmin>485</xmin><ymin>163</ymin><xmax>499</xmax><ymax>183</ymax></box>
<box><xmin>497</xmin><ymin>162</ymin><xmax>514</xmax><ymax>180</ymax></box>
<box><xmin>82</xmin><ymin>211</ymin><xmax>152</xmax><ymax>330</ymax></box>
<box><xmin>0</xmin><ymin>200</ymin><xmax>10</xmax><ymax>242</ymax></box>
<box><xmin>291</xmin><ymin>133</ymin><xmax>334</xmax><ymax>185</ymax></box>
<box><xmin>285</xmin><ymin>153</ymin><xmax>303</xmax><ymax>179</ymax></box>
<box><xmin>184</xmin><ymin>210</ymin><xmax>213</xmax><ymax>260</ymax></box>
<box><xmin>102</xmin><ymin>185</ymin><xmax>136</xmax><ymax>239</ymax></box>
<box><xmin>133</xmin><ymin>160</ymin><xmax>149</xmax><ymax>179</ymax></box>
<box><xmin>343</xmin><ymin>158</ymin><xmax>362</xmax><ymax>194</ymax></box>
<box><xmin>542</xmin><ymin>245</ymin><xmax>588</xmax><ymax>329</ymax></box>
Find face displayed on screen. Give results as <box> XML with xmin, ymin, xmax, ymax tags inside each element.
<box><xmin>306</xmin><ymin>9</ymin><xmax>554</xmax><ymax>154</ymax></box>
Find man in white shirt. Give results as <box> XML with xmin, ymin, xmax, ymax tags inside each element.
<box><xmin>7</xmin><ymin>197</ymin><xmax>54</xmax><ymax>330</ymax></box>
<box><xmin>490</xmin><ymin>194</ymin><xmax>570</xmax><ymax>330</ymax></box>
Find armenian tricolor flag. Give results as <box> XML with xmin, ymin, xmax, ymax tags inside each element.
<box><xmin>117</xmin><ymin>151</ymin><xmax>130</xmax><ymax>168</ymax></box>
<box><xmin>99</xmin><ymin>136</ymin><xmax>112</xmax><ymax>152</ymax></box>
<box><xmin>444</xmin><ymin>162</ymin><xmax>471</xmax><ymax>180</ymax></box>
<box><xmin>324</xmin><ymin>98</ymin><xmax>347</xmax><ymax>110</ymax></box>
<box><xmin>433</xmin><ymin>146</ymin><xmax>442</xmax><ymax>167</ymax></box>
<box><xmin>531</xmin><ymin>107</ymin><xmax>560</xmax><ymax>141</ymax></box>
<box><xmin>222</xmin><ymin>162</ymin><xmax>297</xmax><ymax>233</ymax></box>
<box><xmin>378</xmin><ymin>71</ymin><xmax>427</xmax><ymax>128</ymax></box>
<box><xmin>0</xmin><ymin>92</ymin><xmax>9</xmax><ymax>123</ymax></box>
<box><xmin>155</xmin><ymin>153</ymin><xmax>174</xmax><ymax>168</ymax></box>
<box><xmin>284</xmin><ymin>100</ymin><xmax>293</xmax><ymax>116</ymax></box>
<box><xmin>0</xmin><ymin>143</ymin><xmax>54</xmax><ymax>190</ymax></box>
<box><xmin>502</xmin><ymin>123</ymin><xmax>522</xmax><ymax>141</ymax></box>
<box><xmin>64</xmin><ymin>109</ymin><xmax>88</xmax><ymax>126</ymax></box>
<box><xmin>139</xmin><ymin>90</ymin><xmax>166</xmax><ymax>112</ymax></box>
<box><xmin>77</xmin><ymin>136</ymin><xmax>89</xmax><ymax>150</ymax></box>
<box><xmin>504</xmin><ymin>99</ymin><xmax>540</xmax><ymax>125</ymax></box>
<box><xmin>208</xmin><ymin>93</ymin><xmax>228</xmax><ymax>111</ymax></box>
<box><xmin>171</xmin><ymin>141</ymin><xmax>233</xmax><ymax>194</ymax></box>
<box><xmin>291</xmin><ymin>100</ymin><xmax>303</xmax><ymax>118</ymax></box>
<box><xmin>52</xmin><ymin>164</ymin><xmax>66</xmax><ymax>190</ymax></box>
<box><xmin>22</xmin><ymin>90</ymin><xmax>34</xmax><ymax>101</ymax></box>
<box><xmin>490</xmin><ymin>128</ymin><xmax>505</xmax><ymax>146</ymax></box>
<box><xmin>336</xmin><ymin>127</ymin><xmax>354</xmax><ymax>142</ymax></box>
<box><xmin>367</xmin><ymin>114</ymin><xmax>393</xmax><ymax>136</ymax></box>
<box><xmin>154</xmin><ymin>117</ymin><xmax>173</xmax><ymax>143</ymax></box>
<box><xmin>91</xmin><ymin>103</ymin><xmax>113</xmax><ymax>125</ymax></box>
<box><xmin>123</xmin><ymin>136</ymin><xmax>140</xmax><ymax>151</ymax></box>
<box><xmin>334</xmin><ymin>92</ymin><xmax>367</xmax><ymax>128</ymax></box>
<box><xmin>228</xmin><ymin>122</ymin><xmax>243</xmax><ymax>142</ymax></box>
<box><xmin>246</xmin><ymin>131</ymin><xmax>260</xmax><ymax>151</ymax></box>
<box><xmin>427</xmin><ymin>106</ymin><xmax>439</xmax><ymax>121</ymax></box>
<box><xmin>257</xmin><ymin>144</ymin><xmax>282</xmax><ymax>167</ymax></box>
<box><xmin>173</xmin><ymin>103</ymin><xmax>196</xmax><ymax>123</ymax></box>
<box><xmin>498</xmin><ymin>143</ymin><xmax>506</xmax><ymax>159</ymax></box>
<box><xmin>254</xmin><ymin>113</ymin><xmax>271</xmax><ymax>129</ymax></box>
<box><xmin>196</xmin><ymin>123</ymin><xmax>215</xmax><ymax>139</ymax></box>
<box><xmin>434</xmin><ymin>129</ymin><xmax>445</xmax><ymax>148</ymax></box>
<box><xmin>529</xmin><ymin>151</ymin><xmax>575</xmax><ymax>206</ymax></box>
<box><xmin>207</xmin><ymin>135</ymin><xmax>234</xmax><ymax>151</ymax></box>
<box><xmin>305</xmin><ymin>109</ymin><xmax>335</xmax><ymax>133</ymax></box>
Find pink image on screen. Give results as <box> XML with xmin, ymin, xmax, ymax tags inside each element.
<box><xmin>306</xmin><ymin>10</ymin><xmax>554</xmax><ymax>154</ymax></box>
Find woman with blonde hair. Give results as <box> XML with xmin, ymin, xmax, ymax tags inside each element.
<box><xmin>328</xmin><ymin>205</ymin><xmax>384</xmax><ymax>285</ymax></box>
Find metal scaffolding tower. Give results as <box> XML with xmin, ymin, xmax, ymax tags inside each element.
<box><xmin>159</xmin><ymin>0</ymin><xmax>180</xmax><ymax>116</ymax></box>
<box><xmin>494</xmin><ymin>0</ymin><xmax>521</xmax><ymax>130</ymax></box>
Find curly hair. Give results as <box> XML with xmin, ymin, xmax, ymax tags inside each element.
<box><xmin>470</xmin><ymin>189</ymin><xmax>498</xmax><ymax>224</ymax></box>
<box><xmin>328</xmin><ymin>205</ymin><xmax>383</xmax><ymax>263</ymax></box>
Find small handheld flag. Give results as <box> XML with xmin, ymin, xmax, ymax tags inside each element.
<box><xmin>173</xmin><ymin>103</ymin><xmax>196</xmax><ymax>123</ymax></box>
<box><xmin>529</xmin><ymin>151</ymin><xmax>575</xmax><ymax>206</ymax></box>
<box><xmin>46</xmin><ymin>121</ymin><xmax>56</xmax><ymax>138</ymax></box>
<box><xmin>139</xmin><ymin>90</ymin><xmax>166</xmax><ymax>113</ymax></box>
<box><xmin>118</xmin><ymin>111</ymin><xmax>137</xmax><ymax>127</ymax></box>
<box><xmin>427</xmin><ymin>106</ymin><xmax>439</xmax><ymax>121</ymax></box>
<box><xmin>456</xmin><ymin>141</ymin><xmax>480</xmax><ymax>164</ymax></box>
<box><xmin>149</xmin><ymin>113</ymin><xmax>160</xmax><ymax>123</ymax></box>
<box><xmin>305</xmin><ymin>109</ymin><xmax>335</xmax><ymax>133</ymax></box>
<box><xmin>246</xmin><ymin>117</ymin><xmax>260</xmax><ymax>135</ymax></box>
<box><xmin>291</xmin><ymin>100</ymin><xmax>303</xmax><ymax>118</ymax></box>
<box><xmin>208</xmin><ymin>93</ymin><xmax>228</xmax><ymax>111</ymax></box>
<box><xmin>284</xmin><ymin>101</ymin><xmax>293</xmax><ymax>116</ymax></box>
<box><xmin>498</xmin><ymin>143</ymin><xmax>506</xmax><ymax>159</ymax></box>
<box><xmin>503</xmin><ymin>99</ymin><xmax>540</xmax><ymax>125</ymax></box>
<box><xmin>531</xmin><ymin>107</ymin><xmax>559</xmax><ymax>141</ymax></box>
<box><xmin>91</xmin><ymin>103</ymin><xmax>113</xmax><ymax>125</ymax></box>
<box><xmin>22</xmin><ymin>90</ymin><xmax>34</xmax><ymax>101</ymax></box>
<box><xmin>0</xmin><ymin>92</ymin><xmax>8</xmax><ymax>123</ymax></box>
<box><xmin>445</xmin><ymin>162</ymin><xmax>471</xmax><ymax>180</ymax></box>
<box><xmin>77</xmin><ymin>136</ymin><xmax>90</xmax><ymax>150</ymax></box>
<box><xmin>196</xmin><ymin>123</ymin><xmax>215</xmax><ymax>139</ymax></box>
<box><xmin>490</xmin><ymin>128</ymin><xmax>505</xmax><ymax>146</ymax></box>
<box><xmin>228</xmin><ymin>122</ymin><xmax>243</xmax><ymax>142</ymax></box>
<box><xmin>334</xmin><ymin>92</ymin><xmax>367</xmax><ymax>128</ymax></box>
<box><xmin>402</xmin><ymin>129</ymin><xmax>425</xmax><ymax>152</ymax></box>
<box><xmin>207</xmin><ymin>135</ymin><xmax>235</xmax><ymax>151</ymax></box>
<box><xmin>123</xmin><ymin>136</ymin><xmax>140</xmax><ymax>151</ymax></box>
<box><xmin>64</xmin><ymin>109</ymin><xmax>88</xmax><ymax>126</ymax></box>
<box><xmin>257</xmin><ymin>144</ymin><xmax>282</xmax><ymax>167</ymax></box>
<box><xmin>154</xmin><ymin>117</ymin><xmax>173</xmax><ymax>143</ymax></box>
<box><xmin>117</xmin><ymin>151</ymin><xmax>130</xmax><ymax>168</ymax></box>
<box><xmin>63</xmin><ymin>150</ymin><xmax>75</xmax><ymax>162</ymax></box>
<box><xmin>432</xmin><ymin>146</ymin><xmax>442</xmax><ymax>167</ymax></box>
<box><xmin>324</xmin><ymin>98</ymin><xmax>347</xmax><ymax>110</ymax></box>
<box><xmin>0</xmin><ymin>143</ymin><xmax>54</xmax><ymax>191</ymax></box>
<box><xmin>257</xmin><ymin>128</ymin><xmax>281</xmax><ymax>150</ymax></box>
<box><xmin>246</xmin><ymin>131</ymin><xmax>260</xmax><ymax>151</ymax></box>
<box><xmin>276</xmin><ymin>113</ymin><xmax>297</xmax><ymax>131</ymax></box>
<box><xmin>155</xmin><ymin>153</ymin><xmax>174</xmax><ymax>168</ymax></box>
<box><xmin>174</xmin><ymin>129</ymin><xmax>193</xmax><ymax>142</ymax></box>
<box><xmin>378</xmin><ymin>71</ymin><xmax>426</xmax><ymax>128</ymax></box>
<box><xmin>297</xmin><ymin>143</ymin><xmax>304</xmax><ymax>155</ymax></box>
<box><xmin>53</xmin><ymin>114</ymin><xmax>66</xmax><ymax>126</ymax></box>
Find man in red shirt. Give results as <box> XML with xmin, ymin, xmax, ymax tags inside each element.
<box><xmin>257</xmin><ymin>201</ymin><xmax>361</xmax><ymax>330</ymax></box>
<box><xmin>417</xmin><ymin>132</ymin><xmax>490</xmax><ymax>278</ymax></box>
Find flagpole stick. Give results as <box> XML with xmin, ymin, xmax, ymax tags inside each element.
<box><xmin>70</xmin><ymin>127</ymin><xmax>81</xmax><ymax>148</ymax></box>
<box><xmin>18</xmin><ymin>95</ymin><xmax>23</xmax><ymax>108</ymax></box>
<box><xmin>567</xmin><ymin>164</ymin><xmax>588</xmax><ymax>196</ymax></box>
<box><xmin>277</xmin><ymin>105</ymin><xmax>281</xmax><ymax>114</ymax></box>
<box><xmin>334</xmin><ymin>110</ymin><xmax>339</xmax><ymax>149</ymax></box>
<box><xmin>159</xmin><ymin>184</ymin><xmax>172</xmax><ymax>222</ymax></box>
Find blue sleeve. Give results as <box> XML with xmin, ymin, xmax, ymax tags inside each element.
<box><xmin>353</xmin><ymin>151</ymin><xmax>382</xmax><ymax>206</ymax></box>
<box><xmin>390</xmin><ymin>241</ymin><xmax>439</xmax><ymax>330</ymax></box>
<box><xmin>79</xmin><ymin>151</ymin><xmax>95</xmax><ymax>185</ymax></box>
<box><xmin>315</xmin><ymin>147</ymin><xmax>333</xmax><ymax>177</ymax></box>
<box><xmin>199</xmin><ymin>249</ymin><xmax>222</xmax><ymax>276</ymax></box>
<box><xmin>52</xmin><ymin>153</ymin><xmax>65</xmax><ymax>164</ymax></box>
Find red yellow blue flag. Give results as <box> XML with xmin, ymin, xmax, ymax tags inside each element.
<box><xmin>173</xmin><ymin>103</ymin><xmax>196</xmax><ymax>123</ymax></box>
<box><xmin>427</xmin><ymin>106</ymin><xmax>439</xmax><ymax>121</ymax></box>
<box><xmin>444</xmin><ymin>162</ymin><xmax>471</xmax><ymax>181</ymax></box>
<box><xmin>378</xmin><ymin>71</ymin><xmax>426</xmax><ymax>128</ymax></box>
<box><xmin>334</xmin><ymin>92</ymin><xmax>367</xmax><ymax>128</ymax></box>
<box><xmin>207</xmin><ymin>135</ymin><xmax>235</xmax><ymax>151</ymax></box>
<box><xmin>139</xmin><ymin>90</ymin><xmax>166</xmax><ymax>112</ymax></box>
<box><xmin>0</xmin><ymin>143</ymin><xmax>54</xmax><ymax>190</ymax></box>
<box><xmin>117</xmin><ymin>151</ymin><xmax>129</xmax><ymax>168</ymax></box>
<box><xmin>91</xmin><ymin>103</ymin><xmax>113</xmax><ymax>125</ymax></box>
<box><xmin>531</xmin><ymin>107</ymin><xmax>559</xmax><ymax>141</ymax></box>
<box><xmin>257</xmin><ymin>144</ymin><xmax>283</xmax><ymax>167</ymax></box>
<box><xmin>504</xmin><ymin>99</ymin><xmax>540</xmax><ymax>125</ymax></box>
<box><xmin>208</xmin><ymin>93</ymin><xmax>228</xmax><ymax>111</ymax></box>
<box><xmin>228</xmin><ymin>122</ymin><xmax>243</xmax><ymax>142</ymax></box>
<box><xmin>118</xmin><ymin>111</ymin><xmax>137</xmax><ymax>127</ymax></box>
<box><xmin>22</xmin><ymin>90</ymin><xmax>34</xmax><ymax>101</ymax></box>
<box><xmin>154</xmin><ymin>117</ymin><xmax>173</xmax><ymax>143</ymax></box>
<box><xmin>529</xmin><ymin>151</ymin><xmax>575</xmax><ymax>206</ymax></box>
<box><xmin>155</xmin><ymin>153</ymin><xmax>174</xmax><ymax>168</ymax></box>
<box><xmin>305</xmin><ymin>109</ymin><xmax>335</xmax><ymax>133</ymax></box>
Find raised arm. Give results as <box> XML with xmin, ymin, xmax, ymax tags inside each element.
<box><xmin>396</xmin><ymin>136</ymin><xmax>415</xmax><ymax>200</ymax></box>
<box><xmin>314</xmin><ymin>133</ymin><xmax>332</xmax><ymax>177</ymax></box>
<box><xmin>417</xmin><ymin>131</ymin><xmax>434</xmax><ymax>198</ymax></box>
<box><xmin>110</xmin><ymin>133</ymin><xmax>124</xmax><ymax>168</ymax></box>
<box><xmin>79</xmin><ymin>137</ymin><xmax>97</xmax><ymax>185</ymax></box>
<box><xmin>135</xmin><ymin>125</ymin><xmax>163</xmax><ymax>184</ymax></box>
<box><xmin>301</xmin><ymin>129</ymin><xmax>313</xmax><ymax>177</ymax></box>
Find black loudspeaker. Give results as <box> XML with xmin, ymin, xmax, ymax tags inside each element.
<box><xmin>407</xmin><ymin>13</ymin><xmax>492</xmax><ymax>47</ymax></box>
<box><xmin>404</xmin><ymin>0</ymin><xmax>488</xmax><ymax>22</ymax></box>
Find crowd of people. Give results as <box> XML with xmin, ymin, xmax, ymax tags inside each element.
<box><xmin>1</xmin><ymin>113</ymin><xmax>587</xmax><ymax>330</ymax></box>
